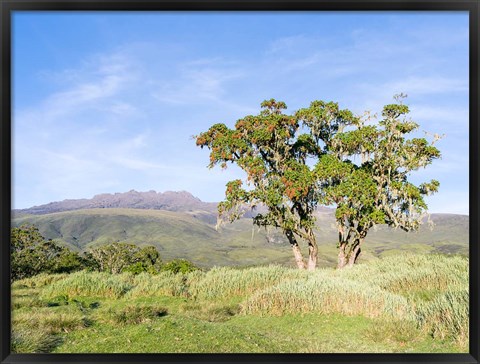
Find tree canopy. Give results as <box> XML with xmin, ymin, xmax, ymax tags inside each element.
<box><xmin>196</xmin><ymin>99</ymin><xmax>357</xmax><ymax>270</ymax></box>
<box><xmin>196</xmin><ymin>96</ymin><xmax>441</xmax><ymax>269</ymax></box>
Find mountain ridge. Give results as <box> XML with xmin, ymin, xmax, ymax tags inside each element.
<box><xmin>14</xmin><ymin>190</ymin><xmax>218</xmax><ymax>215</ymax></box>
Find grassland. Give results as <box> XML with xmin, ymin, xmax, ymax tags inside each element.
<box><xmin>12</xmin><ymin>208</ymin><xmax>469</xmax><ymax>268</ymax></box>
<box><xmin>11</xmin><ymin>253</ymin><xmax>468</xmax><ymax>353</ymax></box>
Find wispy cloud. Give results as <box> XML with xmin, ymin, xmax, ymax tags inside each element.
<box><xmin>152</xmin><ymin>60</ymin><xmax>244</xmax><ymax>104</ymax></box>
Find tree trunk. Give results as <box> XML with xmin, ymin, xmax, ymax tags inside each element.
<box><xmin>286</xmin><ymin>230</ymin><xmax>306</xmax><ymax>269</ymax></box>
<box><xmin>292</xmin><ymin>244</ymin><xmax>306</xmax><ymax>269</ymax></box>
<box><xmin>337</xmin><ymin>243</ymin><xmax>348</xmax><ymax>269</ymax></box>
<box><xmin>347</xmin><ymin>239</ymin><xmax>363</xmax><ymax>267</ymax></box>
<box><xmin>306</xmin><ymin>228</ymin><xmax>318</xmax><ymax>271</ymax></box>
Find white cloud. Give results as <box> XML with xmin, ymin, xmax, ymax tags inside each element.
<box><xmin>153</xmin><ymin>61</ymin><xmax>244</xmax><ymax>104</ymax></box>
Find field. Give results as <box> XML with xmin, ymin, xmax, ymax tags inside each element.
<box><xmin>11</xmin><ymin>253</ymin><xmax>468</xmax><ymax>353</ymax></box>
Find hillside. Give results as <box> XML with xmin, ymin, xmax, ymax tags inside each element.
<box><xmin>12</xmin><ymin>204</ymin><xmax>469</xmax><ymax>269</ymax></box>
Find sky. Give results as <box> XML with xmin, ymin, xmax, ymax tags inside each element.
<box><xmin>12</xmin><ymin>11</ymin><xmax>469</xmax><ymax>214</ymax></box>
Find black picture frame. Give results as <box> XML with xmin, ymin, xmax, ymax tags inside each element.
<box><xmin>1</xmin><ymin>1</ymin><xmax>478</xmax><ymax>363</ymax></box>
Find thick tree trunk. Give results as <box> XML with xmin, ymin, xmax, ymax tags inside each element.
<box><xmin>347</xmin><ymin>238</ymin><xmax>364</xmax><ymax>267</ymax></box>
<box><xmin>307</xmin><ymin>242</ymin><xmax>318</xmax><ymax>271</ymax></box>
<box><xmin>337</xmin><ymin>243</ymin><xmax>348</xmax><ymax>269</ymax></box>
<box><xmin>306</xmin><ymin>228</ymin><xmax>318</xmax><ymax>271</ymax></box>
<box><xmin>292</xmin><ymin>244</ymin><xmax>306</xmax><ymax>269</ymax></box>
<box><xmin>286</xmin><ymin>230</ymin><xmax>306</xmax><ymax>269</ymax></box>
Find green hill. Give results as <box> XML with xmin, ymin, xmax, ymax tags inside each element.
<box><xmin>12</xmin><ymin>207</ymin><xmax>469</xmax><ymax>269</ymax></box>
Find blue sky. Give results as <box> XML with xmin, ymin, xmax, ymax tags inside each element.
<box><xmin>12</xmin><ymin>11</ymin><xmax>469</xmax><ymax>214</ymax></box>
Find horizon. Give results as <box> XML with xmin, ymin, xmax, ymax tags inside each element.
<box><xmin>13</xmin><ymin>188</ymin><xmax>470</xmax><ymax>216</ymax></box>
<box><xmin>13</xmin><ymin>11</ymin><xmax>469</xmax><ymax>214</ymax></box>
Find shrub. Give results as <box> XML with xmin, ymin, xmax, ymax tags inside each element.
<box><xmin>11</xmin><ymin>225</ymin><xmax>84</xmax><ymax>280</ymax></box>
<box><xmin>161</xmin><ymin>259</ymin><xmax>198</xmax><ymax>274</ymax></box>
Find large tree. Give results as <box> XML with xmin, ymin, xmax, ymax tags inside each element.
<box><xmin>310</xmin><ymin>95</ymin><xmax>441</xmax><ymax>268</ymax></box>
<box><xmin>196</xmin><ymin>99</ymin><xmax>357</xmax><ymax>270</ymax></box>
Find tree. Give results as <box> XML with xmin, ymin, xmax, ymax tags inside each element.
<box><xmin>124</xmin><ymin>245</ymin><xmax>163</xmax><ymax>274</ymax></box>
<box><xmin>312</xmin><ymin>95</ymin><xmax>441</xmax><ymax>268</ymax></box>
<box><xmin>85</xmin><ymin>242</ymin><xmax>162</xmax><ymax>274</ymax></box>
<box><xmin>11</xmin><ymin>225</ymin><xmax>84</xmax><ymax>280</ymax></box>
<box><xmin>196</xmin><ymin>99</ymin><xmax>357</xmax><ymax>270</ymax></box>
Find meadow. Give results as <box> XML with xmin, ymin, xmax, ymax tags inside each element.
<box><xmin>11</xmin><ymin>253</ymin><xmax>468</xmax><ymax>353</ymax></box>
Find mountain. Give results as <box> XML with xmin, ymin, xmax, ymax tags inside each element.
<box><xmin>14</xmin><ymin>190</ymin><xmax>218</xmax><ymax>215</ymax></box>
<box><xmin>12</xmin><ymin>191</ymin><xmax>469</xmax><ymax>268</ymax></box>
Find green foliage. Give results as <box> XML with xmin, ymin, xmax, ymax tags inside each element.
<box><xmin>197</xmin><ymin>99</ymin><xmax>358</xmax><ymax>269</ymax></box>
<box><xmin>11</xmin><ymin>225</ymin><xmax>84</xmax><ymax>280</ymax></box>
<box><xmin>161</xmin><ymin>259</ymin><xmax>198</xmax><ymax>274</ymax></box>
<box><xmin>196</xmin><ymin>96</ymin><xmax>441</xmax><ymax>269</ymax></box>
<box><xmin>85</xmin><ymin>242</ymin><xmax>162</xmax><ymax>274</ymax></box>
<box><xmin>303</xmin><ymin>95</ymin><xmax>442</xmax><ymax>267</ymax></box>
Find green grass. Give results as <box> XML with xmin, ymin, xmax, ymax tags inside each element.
<box><xmin>11</xmin><ymin>254</ymin><xmax>469</xmax><ymax>354</ymax></box>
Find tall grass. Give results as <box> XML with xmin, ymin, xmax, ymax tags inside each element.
<box><xmin>12</xmin><ymin>273</ymin><xmax>69</xmax><ymax>289</ymax></box>
<box><xmin>12</xmin><ymin>253</ymin><xmax>468</xmax><ymax>353</ymax></box>
<box><xmin>241</xmin><ymin>275</ymin><xmax>414</xmax><ymax>319</ymax></box>
<box><xmin>416</xmin><ymin>288</ymin><xmax>469</xmax><ymax>348</ymax></box>
<box><xmin>332</xmin><ymin>254</ymin><xmax>468</xmax><ymax>295</ymax></box>
<box><xmin>126</xmin><ymin>271</ymin><xmax>204</xmax><ymax>298</ymax></box>
<box><xmin>41</xmin><ymin>271</ymin><xmax>134</xmax><ymax>299</ymax></box>
<box><xmin>189</xmin><ymin>265</ymin><xmax>308</xmax><ymax>301</ymax></box>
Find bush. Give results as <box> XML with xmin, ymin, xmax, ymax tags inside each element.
<box><xmin>11</xmin><ymin>225</ymin><xmax>84</xmax><ymax>280</ymax></box>
<box><xmin>85</xmin><ymin>243</ymin><xmax>162</xmax><ymax>274</ymax></box>
<box><xmin>161</xmin><ymin>259</ymin><xmax>198</xmax><ymax>274</ymax></box>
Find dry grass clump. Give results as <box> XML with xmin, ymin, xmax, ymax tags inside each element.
<box><xmin>189</xmin><ymin>265</ymin><xmax>308</xmax><ymax>301</ymax></box>
<box><xmin>41</xmin><ymin>271</ymin><xmax>134</xmax><ymax>299</ymax></box>
<box><xmin>12</xmin><ymin>294</ymin><xmax>46</xmax><ymax>309</ymax></box>
<box><xmin>241</xmin><ymin>275</ymin><xmax>413</xmax><ymax>319</ymax></box>
<box><xmin>11</xmin><ymin>326</ymin><xmax>61</xmax><ymax>353</ymax></box>
<box><xmin>12</xmin><ymin>308</ymin><xmax>89</xmax><ymax>335</ymax></box>
<box><xmin>102</xmin><ymin>304</ymin><xmax>168</xmax><ymax>325</ymax></box>
<box><xmin>126</xmin><ymin>270</ymin><xmax>204</xmax><ymax>298</ymax></box>
<box><xmin>179</xmin><ymin>301</ymin><xmax>240</xmax><ymax>322</ymax></box>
